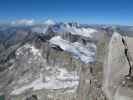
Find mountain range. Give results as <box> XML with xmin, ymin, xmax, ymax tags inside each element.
<box><xmin>0</xmin><ymin>20</ymin><xmax>133</xmax><ymax>100</ymax></box>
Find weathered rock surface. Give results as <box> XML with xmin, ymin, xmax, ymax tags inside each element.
<box><xmin>104</xmin><ymin>32</ymin><xmax>133</xmax><ymax>100</ymax></box>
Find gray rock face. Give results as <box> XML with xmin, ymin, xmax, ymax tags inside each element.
<box><xmin>103</xmin><ymin>32</ymin><xmax>133</xmax><ymax>100</ymax></box>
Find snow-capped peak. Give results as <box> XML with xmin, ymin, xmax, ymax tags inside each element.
<box><xmin>52</xmin><ymin>23</ymin><xmax>98</xmax><ymax>38</ymax></box>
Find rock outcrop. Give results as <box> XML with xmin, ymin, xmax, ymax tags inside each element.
<box><xmin>103</xmin><ymin>32</ymin><xmax>133</xmax><ymax>100</ymax></box>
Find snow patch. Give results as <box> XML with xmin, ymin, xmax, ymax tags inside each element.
<box><xmin>16</xmin><ymin>44</ymin><xmax>41</xmax><ymax>56</ymax></box>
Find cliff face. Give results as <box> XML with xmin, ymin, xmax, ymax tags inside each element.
<box><xmin>103</xmin><ymin>32</ymin><xmax>133</xmax><ymax>100</ymax></box>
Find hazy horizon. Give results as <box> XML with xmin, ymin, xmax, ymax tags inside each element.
<box><xmin>0</xmin><ymin>0</ymin><xmax>133</xmax><ymax>25</ymax></box>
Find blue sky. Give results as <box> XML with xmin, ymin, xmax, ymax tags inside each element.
<box><xmin>0</xmin><ymin>0</ymin><xmax>133</xmax><ymax>25</ymax></box>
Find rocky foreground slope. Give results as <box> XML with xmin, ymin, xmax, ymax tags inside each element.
<box><xmin>0</xmin><ymin>22</ymin><xmax>133</xmax><ymax>100</ymax></box>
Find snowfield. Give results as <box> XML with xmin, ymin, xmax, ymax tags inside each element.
<box><xmin>49</xmin><ymin>36</ymin><xmax>96</xmax><ymax>63</ymax></box>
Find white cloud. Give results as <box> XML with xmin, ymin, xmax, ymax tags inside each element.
<box><xmin>11</xmin><ymin>19</ymin><xmax>34</xmax><ymax>26</ymax></box>
<box><xmin>44</xmin><ymin>19</ymin><xmax>56</xmax><ymax>25</ymax></box>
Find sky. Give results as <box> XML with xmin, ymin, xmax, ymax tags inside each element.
<box><xmin>0</xmin><ymin>0</ymin><xmax>133</xmax><ymax>25</ymax></box>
